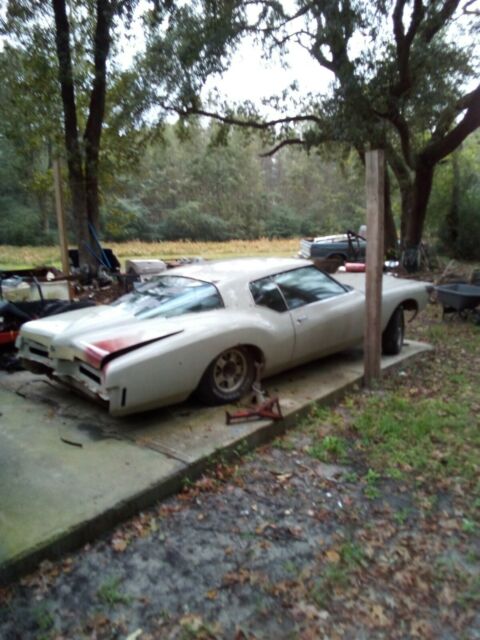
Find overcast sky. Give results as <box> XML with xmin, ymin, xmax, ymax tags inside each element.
<box><xmin>201</xmin><ymin>36</ymin><xmax>332</xmax><ymax>110</ymax></box>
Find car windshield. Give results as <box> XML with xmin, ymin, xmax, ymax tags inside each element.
<box><xmin>112</xmin><ymin>276</ymin><xmax>224</xmax><ymax>319</ymax></box>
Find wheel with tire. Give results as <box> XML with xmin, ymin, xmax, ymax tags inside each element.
<box><xmin>196</xmin><ymin>346</ymin><xmax>256</xmax><ymax>405</ymax></box>
<box><xmin>382</xmin><ymin>306</ymin><xmax>405</xmax><ymax>355</ymax></box>
<box><xmin>328</xmin><ymin>253</ymin><xmax>346</xmax><ymax>265</ymax></box>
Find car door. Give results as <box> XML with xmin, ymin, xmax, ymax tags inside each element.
<box><xmin>249</xmin><ymin>276</ymin><xmax>296</xmax><ymax>373</ymax></box>
<box><xmin>272</xmin><ymin>266</ymin><xmax>365</xmax><ymax>365</ymax></box>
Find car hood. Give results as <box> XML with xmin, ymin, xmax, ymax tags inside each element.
<box><xmin>20</xmin><ymin>305</ymin><xmax>186</xmax><ymax>368</ymax></box>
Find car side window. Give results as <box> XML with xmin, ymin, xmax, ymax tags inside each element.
<box><xmin>250</xmin><ymin>278</ymin><xmax>288</xmax><ymax>312</ymax></box>
<box><xmin>273</xmin><ymin>266</ymin><xmax>347</xmax><ymax>309</ymax></box>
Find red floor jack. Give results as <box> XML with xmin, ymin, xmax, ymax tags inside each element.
<box><xmin>225</xmin><ymin>364</ymin><xmax>283</xmax><ymax>424</ymax></box>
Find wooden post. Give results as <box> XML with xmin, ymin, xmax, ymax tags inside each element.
<box><xmin>53</xmin><ymin>158</ymin><xmax>70</xmax><ymax>278</ymax></box>
<box><xmin>364</xmin><ymin>149</ymin><xmax>385</xmax><ymax>387</ymax></box>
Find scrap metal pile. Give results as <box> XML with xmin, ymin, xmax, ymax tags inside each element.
<box><xmin>0</xmin><ymin>250</ymin><xmax>205</xmax><ymax>370</ymax></box>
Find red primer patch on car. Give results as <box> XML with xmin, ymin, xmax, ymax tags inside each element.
<box><xmin>84</xmin><ymin>331</ymin><xmax>184</xmax><ymax>369</ymax></box>
<box><xmin>84</xmin><ymin>337</ymin><xmax>138</xmax><ymax>368</ymax></box>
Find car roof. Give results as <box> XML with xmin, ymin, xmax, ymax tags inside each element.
<box><xmin>168</xmin><ymin>257</ymin><xmax>312</xmax><ymax>286</ymax></box>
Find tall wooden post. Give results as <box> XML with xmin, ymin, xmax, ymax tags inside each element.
<box><xmin>53</xmin><ymin>159</ymin><xmax>70</xmax><ymax>279</ymax></box>
<box><xmin>364</xmin><ymin>149</ymin><xmax>385</xmax><ymax>387</ymax></box>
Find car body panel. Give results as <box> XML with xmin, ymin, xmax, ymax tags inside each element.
<box><xmin>17</xmin><ymin>258</ymin><xmax>429</xmax><ymax>416</ymax></box>
<box><xmin>289</xmin><ymin>289</ymin><xmax>365</xmax><ymax>365</ymax></box>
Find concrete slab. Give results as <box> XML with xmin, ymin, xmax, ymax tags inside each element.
<box><xmin>0</xmin><ymin>341</ymin><xmax>431</xmax><ymax>583</ymax></box>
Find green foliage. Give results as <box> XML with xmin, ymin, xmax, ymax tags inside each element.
<box><xmin>159</xmin><ymin>203</ymin><xmax>233</xmax><ymax>242</ymax></box>
<box><xmin>308</xmin><ymin>435</ymin><xmax>348</xmax><ymax>463</ymax></box>
<box><xmin>32</xmin><ymin>603</ymin><xmax>54</xmax><ymax>633</ymax></box>
<box><xmin>98</xmin><ymin>124</ymin><xmax>366</xmax><ymax>243</ymax></box>
<box><xmin>355</xmin><ymin>393</ymin><xmax>477</xmax><ymax>478</ymax></box>
<box><xmin>0</xmin><ymin>136</ymin><xmax>54</xmax><ymax>245</ymax></box>
<box><xmin>434</xmin><ymin>135</ymin><xmax>480</xmax><ymax>260</ymax></box>
<box><xmin>97</xmin><ymin>577</ymin><xmax>132</xmax><ymax>606</ymax></box>
<box><xmin>0</xmin><ymin>198</ymin><xmax>46</xmax><ymax>245</ymax></box>
<box><xmin>453</xmin><ymin>195</ymin><xmax>480</xmax><ymax>261</ymax></box>
<box><xmin>264</xmin><ymin>205</ymin><xmax>301</xmax><ymax>238</ymax></box>
<box><xmin>102</xmin><ymin>197</ymin><xmax>155</xmax><ymax>242</ymax></box>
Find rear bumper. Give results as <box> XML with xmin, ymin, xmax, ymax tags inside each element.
<box><xmin>17</xmin><ymin>337</ymin><xmax>111</xmax><ymax>405</ymax></box>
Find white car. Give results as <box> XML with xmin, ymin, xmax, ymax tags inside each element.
<box><xmin>16</xmin><ymin>258</ymin><xmax>429</xmax><ymax>416</ymax></box>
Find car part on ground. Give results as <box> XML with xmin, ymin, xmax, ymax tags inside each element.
<box><xmin>225</xmin><ymin>396</ymin><xmax>283</xmax><ymax>424</ymax></box>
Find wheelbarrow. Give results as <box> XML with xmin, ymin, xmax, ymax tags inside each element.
<box><xmin>435</xmin><ymin>283</ymin><xmax>480</xmax><ymax>319</ymax></box>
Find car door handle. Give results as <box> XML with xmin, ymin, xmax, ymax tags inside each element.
<box><xmin>296</xmin><ymin>315</ymin><xmax>308</xmax><ymax>324</ymax></box>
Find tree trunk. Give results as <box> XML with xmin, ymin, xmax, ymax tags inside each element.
<box><xmin>383</xmin><ymin>165</ymin><xmax>398</xmax><ymax>255</ymax></box>
<box><xmin>84</xmin><ymin>0</ymin><xmax>113</xmax><ymax>233</ymax></box>
<box><xmin>401</xmin><ymin>83</ymin><xmax>480</xmax><ymax>254</ymax></box>
<box><xmin>52</xmin><ymin>0</ymin><xmax>115</xmax><ymax>272</ymax></box>
<box><xmin>52</xmin><ymin>0</ymin><xmax>94</xmax><ymax>270</ymax></box>
<box><xmin>397</xmin><ymin>182</ymin><xmax>414</xmax><ymax>245</ymax></box>
<box><xmin>404</xmin><ymin>162</ymin><xmax>434</xmax><ymax>249</ymax></box>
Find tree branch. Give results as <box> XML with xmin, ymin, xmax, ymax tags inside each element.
<box><xmin>260</xmin><ymin>138</ymin><xmax>305</xmax><ymax>156</ymax></box>
<box><xmin>386</xmin><ymin>141</ymin><xmax>412</xmax><ymax>190</ymax></box>
<box><xmin>173</xmin><ymin>105</ymin><xmax>323</xmax><ymax>129</ymax></box>
<box><xmin>422</xmin><ymin>0</ymin><xmax>461</xmax><ymax>43</ymax></box>
<box><xmin>422</xmin><ymin>82</ymin><xmax>480</xmax><ymax>164</ymax></box>
<box><xmin>391</xmin><ymin>0</ymin><xmax>424</xmax><ymax>97</ymax></box>
<box><xmin>432</xmin><ymin>83</ymin><xmax>480</xmax><ymax>141</ymax></box>
<box><xmin>463</xmin><ymin>0</ymin><xmax>479</xmax><ymax>14</ymax></box>
<box><xmin>377</xmin><ymin>107</ymin><xmax>415</xmax><ymax>169</ymax></box>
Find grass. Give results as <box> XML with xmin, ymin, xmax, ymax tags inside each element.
<box><xmin>354</xmin><ymin>393</ymin><xmax>478</xmax><ymax>478</ymax></box>
<box><xmin>296</xmin><ymin>302</ymin><xmax>480</xmax><ymax>490</ymax></box>
<box><xmin>311</xmin><ymin>542</ymin><xmax>365</xmax><ymax>607</ymax></box>
<box><xmin>308</xmin><ymin>435</ymin><xmax>348</xmax><ymax>463</ymax></box>
<box><xmin>33</xmin><ymin>603</ymin><xmax>54</xmax><ymax>632</ymax></box>
<box><xmin>0</xmin><ymin>238</ymin><xmax>299</xmax><ymax>269</ymax></box>
<box><xmin>96</xmin><ymin>577</ymin><xmax>132</xmax><ymax>606</ymax></box>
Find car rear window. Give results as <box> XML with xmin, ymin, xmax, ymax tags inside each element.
<box><xmin>112</xmin><ymin>276</ymin><xmax>224</xmax><ymax>319</ymax></box>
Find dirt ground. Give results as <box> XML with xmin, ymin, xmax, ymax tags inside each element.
<box><xmin>0</xmin><ymin>295</ymin><xmax>479</xmax><ymax>639</ymax></box>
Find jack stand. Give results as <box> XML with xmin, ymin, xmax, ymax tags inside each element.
<box><xmin>226</xmin><ymin>396</ymin><xmax>283</xmax><ymax>425</ymax></box>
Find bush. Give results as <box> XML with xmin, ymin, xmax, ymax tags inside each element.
<box><xmin>102</xmin><ymin>198</ymin><xmax>157</xmax><ymax>242</ymax></box>
<box><xmin>0</xmin><ymin>197</ymin><xmax>48</xmax><ymax>245</ymax></box>
<box><xmin>454</xmin><ymin>199</ymin><xmax>480</xmax><ymax>261</ymax></box>
<box><xmin>264</xmin><ymin>206</ymin><xmax>301</xmax><ymax>238</ymax></box>
<box><xmin>159</xmin><ymin>203</ymin><xmax>234</xmax><ymax>241</ymax></box>
<box><xmin>438</xmin><ymin>179</ymin><xmax>480</xmax><ymax>260</ymax></box>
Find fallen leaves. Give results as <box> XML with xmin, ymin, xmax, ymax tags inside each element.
<box><xmin>324</xmin><ymin>549</ymin><xmax>341</xmax><ymax>564</ymax></box>
<box><xmin>112</xmin><ymin>537</ymin><xmax>128</xmax><ymax>553</ymax></box>
<box><xmin>291</xmin><ymin>600</ymin><xmax>330</xmax><ymax>622</ymax></box>
<box><xmin>368</xmin><ymin>604</ymin><xmax>390</xmax><ymax>628</ymax></box>
<box><xmin>222</xmin><ymin>569</ymin><xmax>253</xmax><ymax>587</ymax></box>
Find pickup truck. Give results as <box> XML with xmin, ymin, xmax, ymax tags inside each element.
<box><xmin>299</xmin><ymin>230</ymin><xmax>367</xmax><ymax>263</ymax></box>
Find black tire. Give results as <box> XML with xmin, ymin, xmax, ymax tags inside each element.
<box><xmin>328</xmin><ymin>253</ymin><xmax>347</xmax><ymax>265</ymax></box>
<box><xmin>382</xmin><ymin>306</ymin><xmax>405</xmax><ymax>355</ymax></box>
<box><xmin>196</xmin><ymin>346</ymin><xmax>256</xmax><ymax>405</ymax></box>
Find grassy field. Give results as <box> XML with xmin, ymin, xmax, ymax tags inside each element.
<box><xmin>0</xmin><ymin>239</ymin><xmax>300</xmax><ymax>270</ymax></box>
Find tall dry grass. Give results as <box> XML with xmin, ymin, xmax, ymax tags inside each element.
<box><xmin>1</xmin><ymin>238</ymin><xmax>299</xmax><ymax>269</ymax></box>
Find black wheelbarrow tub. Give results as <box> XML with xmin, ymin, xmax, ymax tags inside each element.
<box><xmin>436</xmin><ymin>283</ymin><xmax>480</xmax><ymax>312</ymax></box>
